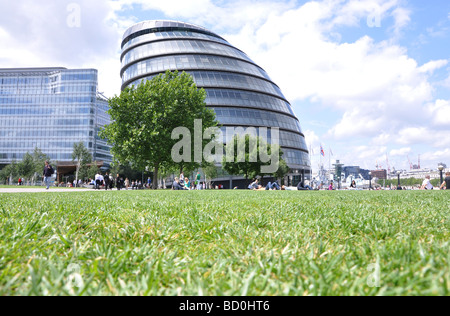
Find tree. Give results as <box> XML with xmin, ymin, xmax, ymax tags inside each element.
<box><xmin>18</xmin><ymin>153</ymin><xmax>35</xmax><ymax>182</ymax></box>
<box><xmin>100</xmin><ymin>70</ymin><xmax>218</xmax><ymax>189</ymax></box>
<box><xmin>203</xmin><ymin>162</ymin><xmax>219</xmax><ymax>189</ymax></box>
<box><xmin>272</xmin><ymin>158</ymin><xmax>290</xmax><ymax>184</ymax></box>
<box><xmin>31</xmin><ymin>148</ymin><xmax>51</xmax><ymax>184</ymax></box>
<box><xmin>0</xmin><ymin>161</ymin><xmax>19</xmax><ymax>184</ymax></box>
<box><xmin>2</xmin><ymin>148</ymin><xmax>51</xmax><ymax>185</ymax></box>
<box><xmin>85</xmin><ymin>161</ymin><xmax>101</xmax><ymax>180</ymax></box>
<box><xmin>222</xmin><ymin>134</ymin><xmax>285</xmax><ymax>186</ymax></box>
<box><xmin>72</xmin><ymin>142</ymin><xmax>92</xmax><ymax>184</ymax></box>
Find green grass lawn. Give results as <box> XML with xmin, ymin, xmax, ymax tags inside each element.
<box><xmin>0</xmin><ymin>190</ymin><xmax>448</xmax><ymax>296</ymax></box>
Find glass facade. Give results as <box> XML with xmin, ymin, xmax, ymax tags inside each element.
<box><xmin>0</xmin><ymin>68</ymin><xmax>112</xmax><ymax>166</ymax></box>
<box><xmin>121</xmin><ymin>21</ymin><xmax>310</xmax><ymax>171</ymax></box>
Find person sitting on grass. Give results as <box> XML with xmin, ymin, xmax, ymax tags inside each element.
<box><xmin>328</xmin><ymin>181</ymin><xmax>334</xmax><ymax>190</ymax></box>
<box><xmin>439</xmin><ymin>172</ymin><xmax>450</xmax><ymax>190</ymax></box>
<box><xmin>421</xmin><ymin>175</ymin><xmax>433</xmax><ymax>190</ymax></box>
<box><xmin>184</xmin><ymin>177</ymin><xmax>191</xmax><ymax>190</ymax></box>
<box><xmin>248</xmin><ymin>179</ymin><xmax>261</xmax><ymax>190</ymax></box>
<box><xmin>172</xmin><ymin>177</ymin><xmax>184</xmax><ymax>190</ymax></box>
<box><xmin>297</xmin><ymin>181</ymin><xmax>313</xmax><ymax>191</ymax></box>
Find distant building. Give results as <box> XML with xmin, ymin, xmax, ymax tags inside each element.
<box><xmin>371</xmin><ymin>169</ymin><xmax>387</xmax><ymax>180</ymax></box>
<box><xmin>0</xmin><ymin>68</ymin><xmax>112</xmax><ymax>168</ymax></box>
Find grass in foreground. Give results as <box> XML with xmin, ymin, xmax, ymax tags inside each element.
<box><xmin>0</xmin><ymin>190</ymin><xmax>448</xmax><ymax>296</ymax></box>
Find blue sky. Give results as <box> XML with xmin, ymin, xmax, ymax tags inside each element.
<box><xmin>0</xmin><ymin>0</ymin><xmax>449</xmax><ymax>171</ymax></box>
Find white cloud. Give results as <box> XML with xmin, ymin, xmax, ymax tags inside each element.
<box><xmin>419</xmin><ymin>59</ymin><xmax>449</xmax><ymax>74</ymax></box>
<box><xmin>427</xmin><ymin>99</ymin><xmax>450</xmax><ymax>127</ymax></box>
<box><xmin>390</xmin><ymin>147</ymin><xmax>411</xmax><ymax>156</ymax></box>
<box><xmin>0</xmin><ymin>0</ymin><xmax>131</xmax><ymax>97</ymax></box>
<box><xmin>397</xmin><ymin>127</ymin><xmax>431</xmax><ymax>145</ymax></box>
<box><xmin>0</xmin><ymin>0</ymin><xmax>447</xmax><ymax>169</ymax></box>
<box><xmin>441</xmin><ymin>75</ymin><xmax>450</xmax><ymax>88</ymax></box>
<box><xmin>304</xmin><ymin>129</ymin><xmax>320</xmax><ymax>149</ymax></box>
<box><xmin>421</xmin><ymin>149</ymin><xmax>450</xmax><ymax>165</ymax></box>
<box><xmin>391</xmin><ymin>7</ymin><xmax>411</xmax><ymax>36</ymax></box>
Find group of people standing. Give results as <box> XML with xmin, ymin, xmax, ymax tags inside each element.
<box><xmin>92</xmin><ymin>173</ymin><xmax>154</xmax><ymax>191</ymax></box>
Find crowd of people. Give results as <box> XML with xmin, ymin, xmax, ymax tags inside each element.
<box><xmin>34</xmin><ymin>161</ymin><xmax>450</xmax><ymax>192</ymax></box>
<box><xmin>89</xmin><ymin>173</ymin><xmax>155</xmax><ymax>190</ymax></box>
<box><xmin>172</xmin><ymin>171</ymin><xmax>206</xmax><ymax>190</ymax></box>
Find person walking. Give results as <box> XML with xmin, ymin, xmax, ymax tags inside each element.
<box><xmin>440</xmin><ymin>172</ymin><xmax>450</xmax><ymax>190</ymax></box>
<box><xmin>116</xmin><ymin>174</ymin><xmax>123</xmax><ymax>190</ymax></box>
<box><xmin>195</xmin><ymin>171</ymin><xmax>201</xmax><ymax>190</ymax></box>
<box><xmin>104</xmin><ymin>173</ymin><xmax>111</xmax><ymax>190</ymax></box>
<box><xmin>95</xmin><ymin>172</ymin><xmax>103</xmax><ymax>190</ymax></box>
<box><xmin>43</xmin><ymin>161</ymin><xmax>54</xmax><ymax>190</ymax></box>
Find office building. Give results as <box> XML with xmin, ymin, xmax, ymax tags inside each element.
<box><xmin>0</xmin><ymin>67</ymin><xmax>112</xmax><ymax>168</ymax></box>
<box><xmin>121</xmin><ymin>21</ymin><xmax>311</xmax><ymax>185</ymax></box>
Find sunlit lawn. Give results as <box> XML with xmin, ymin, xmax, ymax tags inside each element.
<box><xmin>0</xmin><ymin>190</ymin><xmax>448</xmax><ymax>296</ymax></box>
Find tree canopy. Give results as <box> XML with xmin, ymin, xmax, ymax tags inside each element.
<box><xmin>0</xmin><ymin>148</ymin><xmax>50</xmax><ymax>184</ymax></box>
<box><xmin>222</xmin><ymin>134</ymin><xmax>287</xmax><ymax>184</ymax></box>
<box><xmin>100</xmin><ymin>70</ymin><xmax>218</xmax><ymax>189</ymax></box>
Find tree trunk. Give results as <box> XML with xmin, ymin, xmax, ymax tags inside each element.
<box><xmin>153</xmin><ymin>165</ymin><xmax>159</xmax><ymax>190</ymax></box>
<box><xmin>75</xmin><ymin>160</ymin><xmax>81</xmax><ymax>186</ymax></box>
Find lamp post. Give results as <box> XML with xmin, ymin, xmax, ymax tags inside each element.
<box><xmin>438</xmin><ymin>165</ymin><xmax>444</xmax><ymax>186</ymax></box>
<box><xmin>369</xmin><ymin>172</ymin><xmax>372</xmax><ymax>190</ymax></box>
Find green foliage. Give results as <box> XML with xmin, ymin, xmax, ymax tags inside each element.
<box><xmin>0</xmin><ymin>148</ymin><xmax>50</xmax><ymax>184</ymax></box>
<box><xmin>378</xmin><ymin>177</ymin><xmax>442</xmax><ymax>188</ymax></box>
<box><xmin>101</xmin><ymin>70</ymin><xmax>218</xmax><ymax>189</ymax></box>
<box><xmin>0</xmin><ymin>161</ymin><xmax>19</xmax><ymax>184</ymax></box>
<box><xmin>18</xmin><ymin>153</ymin><xmax>35</xmax><ymax>180</ymax></box>
<box><xmin>0</xmin><ymin>190</ymin><xmax>448</xmax><ymax>296</ymax></box>
<box><xmin>272</xmin><ymin>158</ymin><xmax>290</xmax><ymax>181</ymax></box>
<box><xmin>72</xmin><ymin>142</ymin><xmax>93</xmax><ymax>182</ymax></box>
<box><xmin>108</xmin><ymin>162</ymin><xmax>153</xmax><ymax>183</ymax></box>
<box><xmin>85</xmin><ymin>162</ymin><xmax>101</xmax><ymax>181</ymax></box>
<box><xmin>202</xmin><ymin>162</ymin><xmax>219</xmax><ymax>189</ymax></box>
<box><xmin>222</xmin><ymin>134</ymin><xmax>286</xmax><ymax>183</ymax></box>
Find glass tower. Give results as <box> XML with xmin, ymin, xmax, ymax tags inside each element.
<box><xmin>0</xmin><ymin>67</ymin><xmax>112</xmax><ymax>167</ymax></box>
<box><xmin>121</xmin><ymin>21</ymin><xmax>310</xmax><ymax>174</ymax></box>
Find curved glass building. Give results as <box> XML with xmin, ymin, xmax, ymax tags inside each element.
<box><xmin>121</xmin><ymin>21</ymin><xmax>310</xmax><ymax>181</ymax></box>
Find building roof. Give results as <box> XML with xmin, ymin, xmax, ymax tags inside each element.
<box><xmin>122</xmin><ymin>20</ymin><xmax>215</xmax><ymax>41</ymax></box>
<box><xmin>0</xmin><ymin>67</ymin><xmax>67</xmax><ymax>72</ymax></box>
